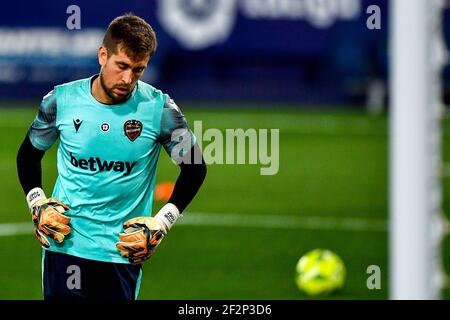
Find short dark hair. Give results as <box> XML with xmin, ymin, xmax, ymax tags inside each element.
<box><xmin>103</xmin><ymin>14</ymin><xmax>157</xmax><ymax>60</ymax></box>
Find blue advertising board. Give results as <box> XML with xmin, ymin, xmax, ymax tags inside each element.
<box><xmin>0</xmin><ymin>0</ymin><xmax>389</xmax><ymax>103</ymax></box>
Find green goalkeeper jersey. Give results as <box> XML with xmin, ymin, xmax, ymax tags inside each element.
<box><xmin>28</xmin><ymin>75</ymin><xmax>195</xmax><ymax>263</ymax></box>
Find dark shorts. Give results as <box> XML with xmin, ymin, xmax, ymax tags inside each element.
<box><xmin>42</xmin><ymin>250</ymin><xmax>142</xmax><ymax>300</ymax></box>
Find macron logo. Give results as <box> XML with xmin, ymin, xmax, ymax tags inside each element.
<box><xmin>73</xmin><ymin>119</ymin><xmax>83</xmax><ymax>132</ymax></box>
<box><xmin>70</xmin><ymin>152</ymin><xmax>136</xmax><ymax>176</ymax></box>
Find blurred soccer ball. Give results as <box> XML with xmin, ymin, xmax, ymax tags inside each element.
<box><xmin>295</xmin><ymin>249</ymin><xmax>346</xmax><ymax>296</ymax></box>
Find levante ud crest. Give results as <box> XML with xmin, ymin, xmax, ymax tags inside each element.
<box><xmin>124</xmin><ymin>120</ymin><xmax>143</xmax><ymax>142</ymax></box>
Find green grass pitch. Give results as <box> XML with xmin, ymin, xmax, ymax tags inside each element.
<box><xmin>0</xmin><ymin>103</ymin><xmax>448</xmax><ymax>299</ymax></box>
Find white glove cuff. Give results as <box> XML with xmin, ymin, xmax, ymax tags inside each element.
<box><xmin>26</xmin><ymin>188</ymin><xmax>46</xmax><ymax>209</ymax></box>
<box><xmin>154</xmin><ymin>203</ymin><xmax>181</xmax><ymax>233</ymax></box>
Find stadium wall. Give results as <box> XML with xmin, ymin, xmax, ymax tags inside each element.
<box><xmin>0</xmin><ymin>0</ymin><xmax>389</xmax><ymax>105</ymax></box>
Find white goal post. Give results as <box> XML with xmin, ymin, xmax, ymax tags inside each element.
<box><xmin>389</xmin><ymin>0</ymin><xmax>448</xmax><ymax>299</ymax></box>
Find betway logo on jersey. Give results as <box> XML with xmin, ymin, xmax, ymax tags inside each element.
<box><xmin>70</xmin><ymin>153</ymin><xmax>136</xmax><ymax>176</ymax></box>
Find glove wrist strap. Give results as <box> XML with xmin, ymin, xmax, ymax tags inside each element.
<box><xmin>154</xmin><ymin>203</ymin><xmax>180</xmax><ymax>232</ymax></box>
<box><xmin>26</xmin><ymin>187</ymin><xmax>46</xmax><ymax>209</ymax></box>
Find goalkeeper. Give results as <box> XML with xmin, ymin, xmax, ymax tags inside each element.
<box><xmin>16</xmin><ymin>14</ymin><xmax>206</xmax><ymax>300</ymax></box>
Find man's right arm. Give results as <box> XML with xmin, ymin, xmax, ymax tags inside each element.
<box><xmin>16</xmin><ymin>89</ymin><xmax>71</xmax><ymax>248</ymax></box>
<box><xmin>17</xmin><ymin>89</ymin><xmax>59</xmax><ymax>197</ymax></box>
<box><xmin>17</xmin><ymin>135</ymin><xmax>45</xmax><ymax>196</ymax></box>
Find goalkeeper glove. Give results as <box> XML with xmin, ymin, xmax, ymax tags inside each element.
<box><xmin>26</xmin><ymin>188</ymin><xmax>71</xmax><ymax>248</ymax></box>
<box><xmin>116</xmin><ymin>203</ymin><xmax>180</xmax><ymax>264</ymax></box>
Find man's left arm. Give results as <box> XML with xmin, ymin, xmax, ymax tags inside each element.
<box><xmin>154</xmin><ymin>95</ymin><xmax>207</xmax><ymax>230</ymax></box>
<box><xmin>154</xmin><ymin>141</ymin><xmax>206</xmax><ymax>230</ymax></box>
<box><xmin>168</xmin><ymin>142</ymin><xmax>207</xmax><ymax>212</ymax></box>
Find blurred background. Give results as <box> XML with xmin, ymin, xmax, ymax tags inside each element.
<box><xmin>0</xmin><ymin>0</ymin><xmax>449</xmax><ymax>299</ymax></box>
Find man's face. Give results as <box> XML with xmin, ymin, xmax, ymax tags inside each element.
<box><xmin>98</xmin><ymin>45</ymin><xmax>150</xmax><ymax>104</ymax></box>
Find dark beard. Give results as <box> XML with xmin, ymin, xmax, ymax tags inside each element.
<box><xmin>99</xmin><ymin>72</ymin><xmax>132</xmax><ymax>104</ymax></box>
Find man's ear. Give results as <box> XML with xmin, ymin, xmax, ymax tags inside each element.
<box><xmin>98</xmin><ymin>46</ymin><xmax>108</xmax><ymax>67</ymax></box>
